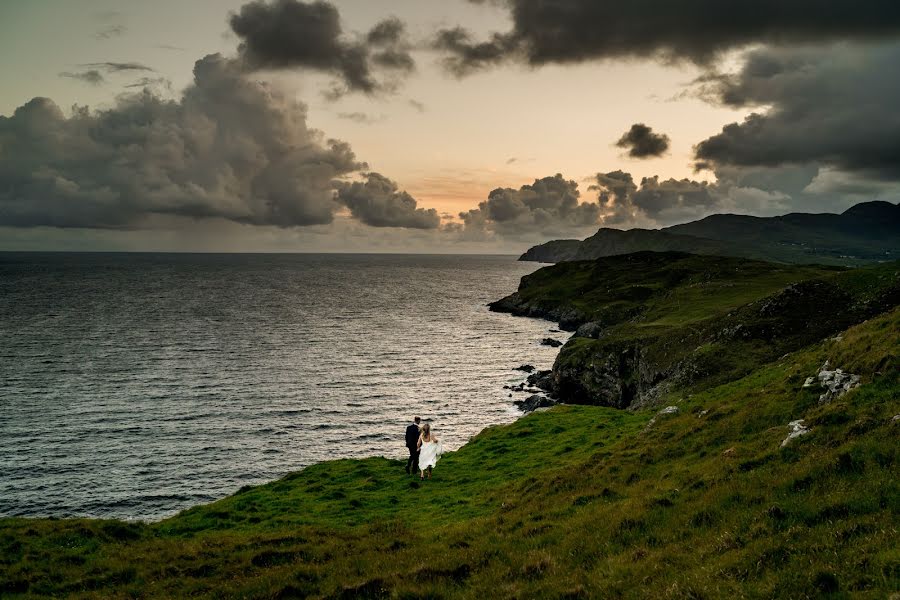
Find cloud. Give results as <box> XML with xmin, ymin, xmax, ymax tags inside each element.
<box><xmin>94</xmin><ymin>24</ymin><xmax>126</xmax><ymax>40</ymax></box>
<box><xmin>123</xmin><ymin>77</ymin><xmax>173</xmax><ymax>91</ymax></box>
<box><xmin>459</xmin><ymin>174</ymin><xmax>602</xmax><ymax>239</ymax></box>
<box><xmin>615</xmin><ymin>123</ymin><xmax>670</xmax><ymax>159</ymax></box>
<box><xmin>0</xmin><ymin>54</ymin><xmax>368</xmax><ymax>229</ymax></box>
<box><xmin>336</xmin><ymin>172</ymin><xmax>440</xmax><ymax>229</ymax></box>
<box><xmin>408</xmin><ymin>99</ymin><xmax>426</xmax><ymax>112</ymax></box>
<box><xmin>81</xmin><ymin>62</ymin><xmax>154</xmax><ymax>73</ymax></box>
<box><xmin>435</xmin><ymin>0</ymin><xmax>900</xmax><ymax>74</ymax></box>
<box><xmin>229</xmin><ymin>0</ymin><xmax>414</xmax><ymax>96</ymax></box>
<box><xmin>432</xmin><ymin>27</ymin><xmax>517</xmax><ymax>77</ymax></box>
<box><xmin>59</xmin><ymin>70</ymin><xmax>105</xmax><ymax>86</ymax></box>
<box><xmin>586</xmin><ymin>163</ymin><xmax>879</xmax><ymax>227</ymax></box>
<box><xmin>694</xmin><ymin>42</ymin><xmax>900</xmax><ymax>181</ymax></box>
<box><xmin>336</xmin><ymin>111</ymin><xmax>384</xmax><ymax>124</ymax></box>
<box><xmin>93</xmin><ymin>10</ymin><xmax>126</xmax><ymax>40</ymax></box>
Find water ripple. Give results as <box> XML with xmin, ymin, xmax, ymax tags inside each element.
<box><xmin>0</xmin><ymin>253</ymin><xmax>568</xmax><ymax>520</ymax></box>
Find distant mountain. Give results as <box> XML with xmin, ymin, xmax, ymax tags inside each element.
<box><xmin>520</xmin><ymin>201</ymin><xmax>900</xmax><ymax>266</ymax></box>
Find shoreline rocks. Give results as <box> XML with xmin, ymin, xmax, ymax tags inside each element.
<box><xmin>514</xmin><ymin>394</ymin><xmax>558</xmax><ymax>413</ymax></box>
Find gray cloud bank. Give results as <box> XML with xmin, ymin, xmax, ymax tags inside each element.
<box><xmin>694</xmin><ymin>42</ymin><xmax>900</xmax><ymax>183</ymax></box>
<box><xmin>458</xmin><ymin>174</ymin><xmax>602</xmax><ymax>239</ymax></box>
<box><xmin>230</xmin><ymin>0</ymin><xmax>414</xmax><ymax>96</ymax></box>
<box><xmin>337</xmin><ymin>173</ymin><xmax>440</xmax><ymax>229</ymax></box>
<box><xmin>0</xmin><ymin>54</ymin><xmax>368</xmax><ymax>229</ymax></box>
<box><xmin>436</xmin><ymin>0</ymin><xmax>900</xmax><ymax>74</ymax></box>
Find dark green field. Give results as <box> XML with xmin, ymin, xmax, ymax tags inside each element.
<box><xmin>2</xmin><ymin>255</ymin><xmax>898</xmax><ymax>599</ymax></box>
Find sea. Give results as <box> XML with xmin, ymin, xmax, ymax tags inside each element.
<box><xmin>0</xmin><ymin>253</ymin><xmax>566</xmax><ymax>521</ymax></box>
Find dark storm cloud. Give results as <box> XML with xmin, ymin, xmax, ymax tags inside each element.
<box><xmin>0</xmin><ymin>54</ymin><xmax>368</xmax><ymax>229</ymax></box>
<box><xmin>436</xmin><ymin>0</ymin><xmax>900</xmax><ymax>73</ymax></box>
<box><xmin>336</xmin><ymin>173</ymin><xmax>440</xmax><ymax>229</ymax></box>
<box><xmin>229</xmin><ymin>0</ymin><xmax>414</xmax><ymax>95</ymax></box>
<box><xmin>615</xmin><ymin>124</ymin><xmax>670</xmax><ymax>159</ymax></box>
<box><xmin>694</xmin><ymin>42</ymin><xmax>900</xmax><ymax>179</ymax></box>
<box><xmin>59</xmin><ymin>70</ymin><xmax>105</xmax><ymax>86</ymax></box>
<box><xmin>459</xmin><ymin>174</ymin><xmax>601</xmax><ymax>238</ymax></box>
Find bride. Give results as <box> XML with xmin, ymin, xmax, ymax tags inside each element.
<box><xmin>417</xmin><ymin>423</ymin><xmax>442</xmax><ymax>480</ymax></box>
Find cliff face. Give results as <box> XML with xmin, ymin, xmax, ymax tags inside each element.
<box><xmin>518</xmin><ymin>200</ymin><xmax>900</xmax><ymax>266</ymax></box>
<box><xmin>492</xmin><ymin>253</ymin><xmax>900</xmax><ymax>410</ymax></box>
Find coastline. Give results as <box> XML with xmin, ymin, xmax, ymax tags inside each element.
<box><xmin>1</xmin><ymin>254</ymin><xmax>897</xmax><ymax>598</ymax></box>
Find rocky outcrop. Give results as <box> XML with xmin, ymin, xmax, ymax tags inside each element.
<box><xmin>526</xmin><ymin>369</ymin><xmax>553</xmax><ymax>391</ymax></box>
<box><xmin>574</xmin><ymin>321</ymin><xmax>604</xmax><ymax>339</ymax></box>
<box><xmin>804</xmin><ymin>361</ymin><xmax>861</xmax><ymax>403</ymax></box>
<box><xmin>644</xmin><ymin>405</ymin><xmax>680</xmax><ymax>431</ymax></box>
<box><xmin>541</xmin><ymin>338</ymin><xmax>563</xmax><ymax>347</ymax></box>
<box><xmin>781</xmin><ymin>420</ymin><xmax>810</xmax><ymax>447</ymax></box>
<box><xmin>488</xmin><ymin>292</ymin><xmax>587</xmax><ymax>331</ymax></box>
<box><xmin>514</xmin><ymin>394</ymin><xmax>558</xmax><ymax>413</ymax></box>
<box><xmin>551</xmin><ymin>344</ymin><xmax>667</xmax><ymax>409</ymax></box>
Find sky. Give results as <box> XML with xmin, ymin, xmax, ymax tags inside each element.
<box><xmin>1</xmin><ymin>0</ymin><xmax>899</xmax><ymax>253</ymax></box>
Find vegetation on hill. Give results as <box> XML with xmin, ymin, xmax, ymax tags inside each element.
<box><xmin>491</xmin><ymin>253</ymin><xmax>899</xmax><ymax>409</ymax></box>
<box><xmin>520</xmin><ymin>201</ymin><xmax>900</xmax><ymax>266</ymax></box>
<box><xmin>2</xmin><ymin>254</ymin><xmax>898</xmax><ymax>599</ymax></box>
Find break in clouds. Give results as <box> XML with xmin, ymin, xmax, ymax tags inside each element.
<box><xmin>434</xmin><ymin>0</ymin><xmax>900</xmax><ymax>215</ymax></box>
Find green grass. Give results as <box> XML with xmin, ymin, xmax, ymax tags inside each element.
<box><xmin>2</xmin><ymin>306</ymin><xmax>898</xmax><ymax>598</ymax></box>
<box><xmin>498</xmin><ymin>251</ymin><xmax>841</xmax><ymax>326</ymax></box>
<box><xmin>493</xmin><ymin>254</ymin><xmax>899</xmax><ymax>408</ymax></box>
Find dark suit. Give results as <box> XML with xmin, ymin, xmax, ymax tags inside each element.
<box><xmin>405</xmin><ymin>423</ymin><xmax>420</xmax><ymax>473</ymax></box>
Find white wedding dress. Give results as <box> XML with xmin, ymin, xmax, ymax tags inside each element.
<box><xmin>419</xmin><ymin>438</ymin><xmax>443</xmax><ymax>470</ymax></box>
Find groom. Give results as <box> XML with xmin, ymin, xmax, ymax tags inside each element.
<box><xmin>405</xmin><ymin>416</ymin><xmax>421</xmax><ymax>474</ymax></box>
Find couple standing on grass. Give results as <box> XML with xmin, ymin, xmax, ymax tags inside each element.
<box><xmin>405</xmin><ymin>416</ymin><xmax>442</xmax><ymax>480</ymax></box>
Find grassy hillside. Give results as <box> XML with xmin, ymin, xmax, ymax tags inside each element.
<box><xmin>1</xmin><ymin>307</ymin><xmax>898</xmax><ymax>598</ymax></box>
<box><xmin>665</xmin><ymin>201</ymin><xmax>900</xmax><ymax>264</ymax></box>
<box><xmin>2</xmin><ymin>254</ymin><xmax>898</xmax><ymax>599</ymax></box>
<box><xmin>491</xmin><ymin>253</ymin><xmax>899</xmax><ymax>408</ymax></box>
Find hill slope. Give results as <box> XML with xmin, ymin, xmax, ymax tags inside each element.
<box><xmin>1</xmin><ymin>257</ymin><xmax>898</xmax><ymax>599</ymax></box>
<box><xmin>520</xmin><ymin>201</ymin><xmax>900</xmax><ymax>266</ymax></box>
<box><xmin>491</xmin><ymin>253</ymin><xmax>899</xmax><ymax>408</ymax></box>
